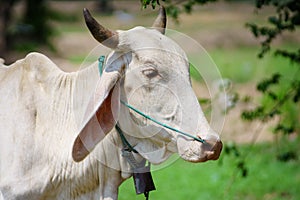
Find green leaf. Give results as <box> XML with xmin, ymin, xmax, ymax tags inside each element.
<box><xmin>256</xmin><ymin>73</ymin><xmax>281</xmax><ymax>92</ymax></box>
<box><xmin>151</xmin><ymin>0</ymin><xmax>156</xmax><ymax>9</ymax></box>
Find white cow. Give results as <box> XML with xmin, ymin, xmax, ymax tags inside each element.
<box><xmin>0</xmin><ymin>7</ymin><xmax>222</xmax><ymax>200</ymax></box>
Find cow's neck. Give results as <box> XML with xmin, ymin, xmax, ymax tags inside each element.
<box><xmin>117</xmin><ymin>102</ymin><xmax>176</xmax><ymax>165</ymax></box>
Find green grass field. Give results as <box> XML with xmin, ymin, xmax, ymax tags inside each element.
<box><xmin>119</xmin><ymin>141</ymin><xmax>300</xmax><ymax>200</ymax></box>
<box><xmin>189</xmin><ymin>44</ymin><xmax>300</xmax><ymax>84</ymax></box>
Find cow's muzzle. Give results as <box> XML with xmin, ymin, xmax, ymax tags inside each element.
<box><xmin>203</xmin><ymin>140</ymin><xmax>223</xmax><ymax>161</ymax></box>
<box><xmin>177</xmin><ymin>136</ymin><xmax>223</xmax><ymax>163</ymax></box>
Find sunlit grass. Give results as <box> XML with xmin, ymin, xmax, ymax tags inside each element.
<box><xmin>119</xmin><ymin>142</ymin><xmax>300</xmax><ymax>200</ymax></box>
<box><xmin>190</xmin><ymin>45</ymin><xmax>298</xmax><ymax>84</ymax></box>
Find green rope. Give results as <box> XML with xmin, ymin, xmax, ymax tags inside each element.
<box><xmin>97</xmin><ymin>56</ymin><xmax>205</xmax><ymax>144</ymax></box>
<box><xmin>98</xmin><ymin>55</ymin><xmax>105</xmax><ymax>77</ymax></box>
<box><xmin>120</xmin><ymin>100</ymin><xmax>205</xmax><ymax>144</ymax></box>
<box><xmin>115</xmin><ymin>124</ymin><xmax>138</xmax><ymax>153</ymax></box>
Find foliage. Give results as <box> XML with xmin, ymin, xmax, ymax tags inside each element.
<box><xmin>242</xmin><ymin>0</ymin><xmax>300</xmax><ymax>140</ymax></box>
<box><xmin>0</xmin><ymin>0</ymin><xmax>52</xmax><ymax>53</ymax></box>
<box><xmin>22</xmin><ymin>0</ymin><xmax>52</xmax><ymax>43</ymax></box>
<box><xmin>141</xmin><ymin>0</ymin><xmax>217</xmax><ymax>21</ymax></box>
<box><xmin>0</xmin><ymin>0</ymin><xmax>79</xmax><ymax>57</ymax></box>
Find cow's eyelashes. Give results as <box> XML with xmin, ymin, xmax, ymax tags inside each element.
<box><xmin>142</xmin><ymin>67</ymin><xmax>159</xmax><ymax>79</ymax></box>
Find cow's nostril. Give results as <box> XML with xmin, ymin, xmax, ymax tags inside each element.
<box><xmin>212</xmin><ymin>141</ymin><xmax>223</xmax><ymax>160</ymax></box>
<box><xmin>218</xmin><ymin>141</ymin><xmax>223</xmax><ymax>150</ymax></box>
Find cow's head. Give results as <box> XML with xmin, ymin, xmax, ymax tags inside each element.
<box><xmin>72</xmin><ymin>7</ymin><xmax>222</xmax><ymax>164</ymax></box>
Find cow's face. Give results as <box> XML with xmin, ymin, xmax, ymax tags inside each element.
<box><xmin>117</xmin><ymin>27</ymin><xmax>222</xmax><ymax>163</ymax></box>
<box><xmin>72</xmin><ymin>7</ymin><xmax>222</xmax><ymax>164</ymax></box>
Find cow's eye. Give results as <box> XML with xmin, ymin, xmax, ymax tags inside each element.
<box><xmin>142</xmin><ymin>67</ymin><xmax>159</xmax><ymax>79</ymax></box>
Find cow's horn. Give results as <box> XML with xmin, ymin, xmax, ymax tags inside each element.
<box><xmin>152</xmin><ymin>6</ymin><xmax>167</xmax><ymax>34</ymax></box>
<box><xmin>83</xmin><ymin>8</ymin><xmax>118</xmax><ymax>48</ymax></box>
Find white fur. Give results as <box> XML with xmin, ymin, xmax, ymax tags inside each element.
<box><xmin>0</xmin><ymin>27</ymin><xmax>220</xmax><ymax>199</ymax></box>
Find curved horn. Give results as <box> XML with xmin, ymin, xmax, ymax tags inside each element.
<box><xmin>83</xmin><ymin>8</ymin><xmax>118</xmax><ymax>48</ymax></box>
<box><xmin>152</xmin><ymin>6</ymin><xmax>167</xmax><ymax>34</ymax></box>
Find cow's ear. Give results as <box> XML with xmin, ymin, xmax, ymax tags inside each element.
<box><xmin>72</xmin><ymin>55</ymin><xmax>125</xmax><ymax>162</ymax></box>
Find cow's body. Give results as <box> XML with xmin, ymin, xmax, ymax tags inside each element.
<box><xmin>0</xmin><ymin>53</ymin><xmax>129</xmax><ymax>199</ymax></box>
<box><xmin>0</xmin><ymin>7</ymin><xmax>222</xmax><ymax>200</ymax></box>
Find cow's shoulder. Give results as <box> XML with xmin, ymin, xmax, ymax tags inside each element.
<box><xmin>1</xmin><ymin>52</ymin><xmax>65</xmax><ymax>84</ymax></box>
<box><xmin>23</xmin><ymin>52</ymin><xmax>65</xmax><ymax>81</ymax></box>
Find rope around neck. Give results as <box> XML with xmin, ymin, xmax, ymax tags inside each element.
<box><xmin>98</xmin><ymin>56</ymin><xmax>205</xmax><ymax>144</ymax></box>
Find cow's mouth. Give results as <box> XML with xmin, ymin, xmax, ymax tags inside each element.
<box><xmin>177</xmin><ymin>138</ymin><xmax>223</xmax><ymax>163</ymax></box>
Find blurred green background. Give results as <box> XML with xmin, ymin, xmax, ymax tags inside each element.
<box><xmin>1</xmin><ymin>0</ymin><xmax>299</xmax><ymax>199</ymax></box>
